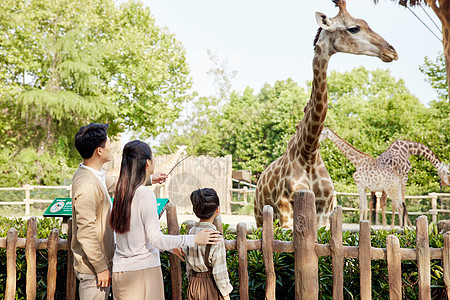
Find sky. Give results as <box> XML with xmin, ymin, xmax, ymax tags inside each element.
<box><xmin>142</xmin><ymin>0</ymin><xmax>443</xmax><ymax>104</ymax></box>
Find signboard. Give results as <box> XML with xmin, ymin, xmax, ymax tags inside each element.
<box><xmin>44</xmin><ymin>197</ymin><xmax>170</xmax><ymax>218</ymax></box>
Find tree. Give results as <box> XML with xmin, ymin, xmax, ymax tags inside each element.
<box><xmin>0</xmin><ymin>0</ymin><xmax>192</xmax><ymax>184</ymax></box>
<box><xmin>374</xmin><ymin>0</ymin><xmax>450</xmax><ymax>103</ymax></box>
<box><xmin>420</xmin><ymin>52</ymin><xmax>448</xmax><ymax>98</ymax></box>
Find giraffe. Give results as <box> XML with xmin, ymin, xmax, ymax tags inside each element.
<box><xmin>320</xmin><ymin>128</ymin><xmax>411</xmax><ymax>227</ymax></box>
<box><xmin>254</xmin><ymin>0</ymin><xmax>398</xmax><ymax>228</ymax></box>
<box><xmin>371</xmin><ymin>140</ymin><xmax>449</xmax><ymax>226</ymax></box>
<box><xmin>152</xmin><ymin>145</ymin><xmax>188</xmax><ymax>197</ymax></box>
<box><xmin>154</xmin><ymin>145</ymin><xmax>188</xmax><ymax>175</ymax></box>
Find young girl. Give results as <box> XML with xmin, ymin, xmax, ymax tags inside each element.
<box><xmin>109</xmin><ymin>141</ymin><xmax>222</xmax><ymax>300</ymax></box>
<box><xmin>184</xmin><ymin>188</ymin><xmax>233</xmax><ymax>300</ymax></box>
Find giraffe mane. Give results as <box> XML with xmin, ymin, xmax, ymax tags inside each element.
<box><xmin>313</xmin><ymin>27</ymin><xmax>323</xmax><ymax>48</ymax></box>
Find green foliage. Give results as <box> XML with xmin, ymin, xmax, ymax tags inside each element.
<box><xmin>0</xmin><ymin>0</ymin><xmax>192</xmax><ymax>186</ymax></box>
<box><xmin>420</xmin><ymin>52</ymin><xmax>448</xmax><ymax>99</ymax></box>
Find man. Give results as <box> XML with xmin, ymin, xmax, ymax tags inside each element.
<box><xmin>71</xmin><ymin>123</ymin><xmax>167</xmax><ymax>299</ymax></box>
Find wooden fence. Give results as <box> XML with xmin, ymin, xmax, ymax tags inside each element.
<box><xmin>0</xmin><ymin>185</ymin><xmax>71</xmax><ymax>216</ymax></box>
<box><xmin>1</xmin><ymin>190</ymin><xmax>450</xmax><ymax>299</ymax></box>
<box><xmin>230</xmin><ymin>188</ymin><xmax>450</xmax><ymax>224</ymax></box>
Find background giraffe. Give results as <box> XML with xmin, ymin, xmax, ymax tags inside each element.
<box><xmin>370</xmin><ymin>140</ymin><xmax>449</xmax><ymax>225</ymax></box>
<box><xmin>152</xmin><ymin>145</ymin><xmax>188</xmax><ymax>197</ymax></box>
<box><xmin>254</xmin><ymin>0</ymin><xmax>398</xmax><ymax>228</ymax></box>
<box><xmin>320</xmin><ymin>128</ymin><xmax>411</xmax><ymax>227</ymax></box>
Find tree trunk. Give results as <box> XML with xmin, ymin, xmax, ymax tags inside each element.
<box><xmin>425</xmin><ymin>0</ymin><xmax>450</xmax><ymax>103</ymax></box>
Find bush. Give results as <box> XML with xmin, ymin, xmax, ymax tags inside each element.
<box><xmin>0</xmin><ymin>217</ymin><xmax>447</xmax><ymax>299</ymax></box>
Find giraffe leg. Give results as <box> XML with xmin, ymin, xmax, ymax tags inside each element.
<box><xmin>369</xmin><ymin>192</ymin><xmax>377</xmax><ymax>225</ymax></box>
<box><xmin>358</xmin><ymin>187</ymin><xmax>368</xmax><ymax>221</ymax></box>
<box><xmin>254</xmin><ymin>187</ymin><xmax>265</xmax><ymax>227</ymax></box>
<box><xmin>401</xmin><ymin>184</ymin><xmax>413</xmax><ymax>227</ymax></box>
<box><xmin>380</xmin><ymin>191</ymin><xmax>387</xmax><ymax>228</ymax></box>
<box><xmin>278</xmin><ymin>197</ymin><xmax>294</xmax><ymax>228</ymax></box>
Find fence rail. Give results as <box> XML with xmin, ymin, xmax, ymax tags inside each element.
<box><xmin>2</xmin><ymin>190</ymin><xmax>450</xmax><ymax>299</ymax></box>
<box><xmin>0</xmin><ymin>185</ymin><xmax>71</xmax><ymax>216</ymax></box>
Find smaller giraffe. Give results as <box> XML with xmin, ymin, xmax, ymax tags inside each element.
<box><xmin>320</xmin><ymin>128</ymin><xmax>411</xmax><ymax>227</ymax></box>
<box><xmin>371</xmin><ymin>140</ymin><xmax>449</xmax><ymax>225</ymax></box>
<box><xmin>152</xmin><ymin>145</ymin><xmax>188</xmax><ymax>197</ymax></box>
<box><xmin>154</xmin><ymin>145</ymin><xmax>188</xmax><ymax>175</ymax></box>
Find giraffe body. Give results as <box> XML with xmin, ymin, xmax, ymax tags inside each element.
<box><xmin>320</xmin><ymin>128</ymin><xmax>411</xmax><ymax>228</ymax></box>
<box><xmin>377</xmin><ymin>140</ymin><xmax>449</xmax><ymax>187</ymax></box>
<box><xmin>254</xmin><ymin>0</ymin><xmax>398</xmax><ymax>228</ymax></box>
<box><xmin>371</xmin><ymin>140</ymin><xmax>449</xmax><ymax>226</ymax></box>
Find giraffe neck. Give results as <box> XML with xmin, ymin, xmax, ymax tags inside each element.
<box><xmin>156</xmin><ymin>148</ymin><xmax>185</xmax><ymax>173</ymax></box>
<box><xmin>327</xmin><ymin>130</ymin><xmax>373</xmax><ymax>167</ymax></box>
<box><xmin>290</xmin><ymin>44</ymin><xmax>330</xmax><ymax>165</ymax></box>
<box><xmin>401</xmin><ymin>141</ymin><xmax>443</xmax><ymax>168</ymax></box>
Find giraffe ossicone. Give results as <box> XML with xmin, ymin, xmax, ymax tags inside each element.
<box><xmin>254</xmin><ymin>0</ymin><xmax>398</xmax><ymax>228</ymax></box>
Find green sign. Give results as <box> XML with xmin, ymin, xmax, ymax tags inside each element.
<box><xmin>44</xmin><ymin>197</ymin><xmax>170</xmax><ymax>218</ymax></box>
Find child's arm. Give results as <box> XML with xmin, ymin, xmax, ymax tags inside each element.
<box><xmin>210</xmin><ymin>240</ymin><xmax>233</xmax><ymax>297</ymax></box>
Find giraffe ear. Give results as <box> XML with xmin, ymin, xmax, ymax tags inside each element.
<box><xmin>315</xmin><ymin>12</ymin><xmax>333</xmax><ymax>30</ymax></box>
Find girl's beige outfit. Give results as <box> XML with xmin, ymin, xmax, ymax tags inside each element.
<box><xmin>112</xmin><ymin>185</ymin><xmax>195</xmax><ymax>300</ymax></box>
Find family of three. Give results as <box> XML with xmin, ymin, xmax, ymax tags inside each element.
<box><xmin>71</xmin><ymin>123</ymin><xmax>233</xmax><ymax>300</ymax></box>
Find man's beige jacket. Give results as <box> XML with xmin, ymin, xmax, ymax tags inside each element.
<box><xmin>71</xmin><ymin>167</ymin><xmax>116</xmax><ymax>275</ymax></box>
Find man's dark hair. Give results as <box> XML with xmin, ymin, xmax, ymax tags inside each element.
<box><xmin>74</xmin><ymin>123</ymin><xmax>109</xmax><ymax>159</ymax></box>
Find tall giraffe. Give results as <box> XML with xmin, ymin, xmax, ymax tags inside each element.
<box><xmin>254</xmin><ymin>0</ymin><xmax>398</xmax><ymax>228</ymax></box>
<box><xmin>320</xmin><ymin>128</ymin><xmax>411</xmax><ymax>227</ymax></box>
<box><xmin>371</xmin><ymin>140</ymin><xmax>449</xmax><ymax>225</ymax></box>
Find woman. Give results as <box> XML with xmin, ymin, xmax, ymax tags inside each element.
<box><xmin>110</xmin><ymin>140</ymin><xmax>222</xmax><ymax>300</ymax></box>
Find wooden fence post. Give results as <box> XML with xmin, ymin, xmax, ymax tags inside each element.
<box><xmin>5</xmin><ymin>228</ymin><xmax>18</xmax><ymax>300</ymax></box>
<box><xmin>332</xmin><ymin>191</ymin><xmax>337</xmax><ymax>210</ymax></box>
<box><xmin>416</xmin><ymin>216</ymin><xmax>431</xmax><ymax>299</ymax></box>
<box><xmin>293</xmin><ymin>190</ymin><xmax>318</xmax><ymax>299</ymax></box>
<box><xmin>330</xmin><ymin>206</ymin><xmax>343</xmax><ymax>300</ymax></box>
<box><xmin>166</xmin><ymin>203</ymin><xmax>182</xmax><ymax>300</ymax></box>
<box><xmin>386</xmin><ymin>235</ymin><xmax>402</xmax><ymax>300</ymax></box>
<box><xmin>213</xmin><ymin>215</ymin><xmax>224</xmax><ymax>235</ymax></box>
<box><xmin>24</xmin><ymin>184</ymin><xmax>32</xmax><ymax>216</ymax></box>
<box><xmin>359</xmin><ymin>220</ymin><xmax>372</xmax><ymax>300</ymax></box>
<box><xmin>47</xmin><ymin>228</ymin><xmax>59</xmax><ymax>300</ymax></box>
<box><xmin>26</xmin><ymin>217</ymin><xmax>37</xmax><ymax>299</ymax></box>
<box><xmin>66</xmin><ymin>218</ymin><xmax>76</xmax><ymax>300</ymax></box>
<box><xmin>236</xmin><ymin>222</ymin><xmax>249</xmax><ymax>300</ymax></box>
<box><xmin>430</xmin><ymin>193</ymin><xmax>438</xmax><ymax>224</ymax></box>
<box><xmin>443</xmin><ymin>232</ymin><xmax>450</xmax><ymax>297</ymax></box>
<box><xmin>262</xmin><ymin>205</ymin><xmax>276</xmax><ymax>300</ymax></box>
<box><xmin>375</xmin><ymin>192</ymin><xmax>382</xmax><ymax>226</ymax></box>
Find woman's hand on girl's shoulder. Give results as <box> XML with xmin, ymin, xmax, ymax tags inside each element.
<box><xmin>171</xmin><ymin>247</ymin><xmax>185</xmax><ymax>261</ymax></box>
<box><xmin>194</xmin><ymin>229</ymin><xmax>222</xmax><ymax>245</ymax></box>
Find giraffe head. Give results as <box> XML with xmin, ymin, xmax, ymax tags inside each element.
<box><xmin>176</xmin><ymin>144</ymin><xmax>188</xmax><ymax>156</ymax></box>
<box><xmin>437</xmin><ymin>163</ymin><xmax>449</xmax><ymax>187</ymax></box>
<box><xmin>314</xmin><ymin>0</ymin><xmax>398</xmax><ymax>62</ymax></box>
<box><xmin>319</xmin><ymin>127</ymin><xmax>333</xmax><ymax>143</ymax></box>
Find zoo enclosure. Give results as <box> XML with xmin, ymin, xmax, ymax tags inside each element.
<box><xmin>2</xmin><ymin>184</ymin><xmax>449</xmax><ymax>224</ymax></box>
<box><xmin>1</xmin><ymin>191</ymin><xmax>450</xmax><ymax>299</ymax></box>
